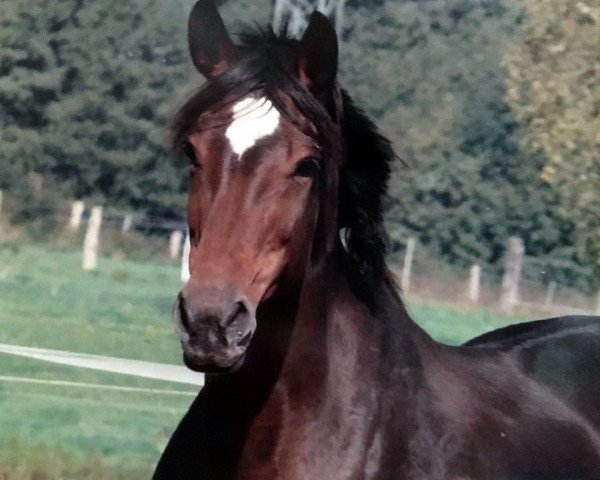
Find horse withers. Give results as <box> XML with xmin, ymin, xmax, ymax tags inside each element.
<box><xmin>154</xmin><ymin>1</ymin><xmax>600</xmax><ymax>478</ymax></box>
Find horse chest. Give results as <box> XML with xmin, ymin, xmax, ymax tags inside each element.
<box><xmin>237</xmin><ymin>416</ymin><xmax>473</xmax><ymax>480</ymax></box>
<box><xmin>236</xmin><ymin>388</ymin><xmax>382</xmax><ymax>479</ymax></box>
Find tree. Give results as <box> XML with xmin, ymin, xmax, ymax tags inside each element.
<box><xmin>1</xmin><ymin>0</ymin><xmax>596</xmax><ymax>288</ymax></box>
<box><xmin>340</xmin><ymin>0</ymin><xmax>596</xmax><ymax>288</ymax></box>
<box><xmin>0</xmin><ymin>0</ymin><xmax>75</xmax><ymax>224</ymax></box>
<box><xmin>506</xmin><ymin>0</ymin><xmax>600</xmax><ymax>266</ymax></box>
<box><xmin>43</xmin><ymin>0</ymin><xmax>193</xmax><ymax>216</ymax></box>
<box><xmin>0</xmin><ymin>0</ymin><xmax>275</xmax><ymax>222</ymax></box>
<box><xmin>0</xmin><ymin>0</ymin><xmax>194</xmax><ymax>222</ymax></box>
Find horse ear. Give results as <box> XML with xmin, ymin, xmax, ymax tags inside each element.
<box><xmin>188</xmin><ymin>0</ymin><xmax>238</xmax><ymax>78</ymax></box>
<box><xmin>298</xmin><ymin>11</ymin><xmax>338</xmax><ymax>94</ymax></box>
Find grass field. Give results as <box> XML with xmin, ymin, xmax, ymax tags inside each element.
<box><xmin>0</xmin><ymin>242</ymin><xmax>531</xmax><ymax>477</ymax></box>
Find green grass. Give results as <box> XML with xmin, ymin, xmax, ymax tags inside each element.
<box><xmin>0</xmin><ymin>243</ymin><xmax>194</xmax><ymax>475</ymax></box>
<box><xmin>406</xmin><ymin>301</ymin><xmax>526</xmax><ymax>345</ymax></box>
<box><xmin>0</xmin><ymin>242</ymin><xmax>530</xmax><ymax>476</ymax></box>
<box><xmin>0</xmin><ymin>436</ymin><xmax>152</xmax><ymax>480</ymax></box>
<box><xmin>0</xmin><ymin>243</ymin><xmax>181</xmax><ymax>361</ymax></box>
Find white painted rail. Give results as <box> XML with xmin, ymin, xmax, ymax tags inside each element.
<box><xmin>0</xmin><ymin>343</ymin><xmax>204</xmax><ymax>387</ymax></box>
<box><xmin>0</xmin><ymin>375</ymin><xmax>197</xmax><ymax>396</ymax></box>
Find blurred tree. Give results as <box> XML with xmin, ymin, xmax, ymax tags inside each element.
<box><xmin>0</xmin><ymin>0</ymin><xmax>596</xmax><ymax>288</ymax></box>
<box><xmin>0</xmin><ymin>0</ymin><xmax>273</xmax><ymax>222</ymax></box>
<box><xmin>0</xmin><ymin>0</ymin><xmax>194</xmax><ymax>221</ymax></box>
<box><xmin>506</xmin><ymin>0</ymin><xmax>600</xmax><ymax>267</ymax></box>
<box><xmin>44</xmin><ymin>0</ymin><xmax>192</xmax><ymax>216</ymax></box>
<box><xmin>271</xmin><ymin>0</ymin><xmax>347</xmax><ymax>37</ymax></box>
<box><xmin>0</xmin><ymin>0</ymin><xmax>73</xmax><ymax>224</ymax></box>
<box><xmin>341</xmin><ymin>0</ymin><xmax>595</xmax><ymax>288</ymax></box>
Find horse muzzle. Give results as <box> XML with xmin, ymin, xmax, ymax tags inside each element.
<box><xmin>172</xmin><ymin>286</ymin><xmax>256</xmax><ymax>373</ymax></box>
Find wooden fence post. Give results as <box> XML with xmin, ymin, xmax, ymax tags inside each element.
<box><xmin>500</xmin><ymin>236</ymin><xmax>524</xmax><ymax>312</ymax></box>
<box><xmin>401</xmin><ymin>237</ymin><xmax>416</xmax><ymax>293</ymax></box>
<box><xmin>468</xmin><ymin>264</ymin><xmax>481</xmax><ymax>303</ymax></box>
<box><xmin>544</xmin><ymin>281</ymin><xmax>557</xmax><ymax>310</ymax></box>
<box><xmin>69</xmin><ymin>200</ymin><xmax>85</xmax><ymax>230</ymax></box>
<box><xmin>82</xmin><ymin>206</ymin><xmax>102</xmax><ymax>271</ymax></box>
<box><xmin>181</xmin><ymin>232</ymin><xmax>191</xmax><ymax>283</ymax></box>
<box><xmin>0</xmin><ymin>189</ymin><xmax>3</xmax><ymax>227</ymax></box>
<box><xmin>121</xmin><ymin>214</ymin><xmax>133</xmax><ymax>234</ymax></box>
<box><xmin>596</xmin><ymin>291</ymin><xmax>600</xmax><ymax>316</ymax></box>
<box><xmin>170</xmin><ymin>230</ymin><xmax>184</xmax><ymax>259</ymax></box>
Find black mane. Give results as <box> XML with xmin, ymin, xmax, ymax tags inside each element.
<box><xmin>172</xmin><ymin>28</ymin><xmax>397</xmax><ymax>306</ymax></box>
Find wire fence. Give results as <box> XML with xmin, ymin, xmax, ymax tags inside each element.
<box><xmin>1</xmin><ymin>192</ymin><xmax>598</xmax><ymax>317</ymax></box>
<box><xmin>0</xmin><ymin>195</ymin><xmax>189</xmax><ymax>272</ymax></box>
<box><xmin>392</xmin><ymin>236</ymin><xmax>600</xmax><ymax>317</ymax></box>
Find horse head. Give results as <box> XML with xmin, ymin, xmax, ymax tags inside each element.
<box><xmin>172</xmin><ymin>0</ymin><xmax>341</xmax><ymax>373</ymax></box>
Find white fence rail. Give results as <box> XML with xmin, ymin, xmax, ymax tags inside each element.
<box><xmin>0</xmin><ymin>343</ymin><xmax>204</xmax><ymax>386</ymax></box>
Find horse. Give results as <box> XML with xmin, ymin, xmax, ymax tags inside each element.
<box><xmin>464</xmin><ymin>316</ymin><xmax>600</xmax><ymax>432</ymax></box>
<box><xmin>153</xmin><ymin>1</ymin><xmax>600</xmax><ymax>478</ymax></box>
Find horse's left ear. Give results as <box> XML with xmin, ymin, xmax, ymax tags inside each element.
<box><xmin>298</xmin><ymin>11</ymin><xmax>338</xmax><ymax>94</ymax></box>
<box><xmin>188</xmin><ymin>0</ymin><xmax>238</xmax><ymax>78</ymax></box>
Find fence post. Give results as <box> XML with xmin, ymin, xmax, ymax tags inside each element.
<box><xmin>121</xmin><ymin>214</ymin><xmax>133</xmax><ymax>234</ymax></box>
<box><xmin>596</xmin><ymin>291</ymin><xmax>600</xmax><ymax>316</ymax></box>
<box><xmin>181</xmin><ymin>232</ymin><xmax>191</xmax><ymax>283</ymax></box>
<box><xmin>0</xmin><ymin>189</ymin><xmax>3</xmax><ymax>226</ymax></box>
<box><xmin>468</xmin><ymin>264</ymin><xmax>481</xmax><ymax>303</ymax></box>
<box><xmin>69</xmin><ymin>200</ymin><xmax>85</xmax><ymax>230</ymax></box>
<box><xmin>500</xmin><ymin>236</ymin><xmax>524</xmax><ymax>312</ymax></box>
<box><xmin>544</xmin><ymin>281</ymin><xmax>557</xmax><ymax>310</ymax></box>
<box><xmin>170</xmin><ymin>230</ymin><xmax>184</xmax><ymax>259</ymax></box>
<box><xmin>82</xmin><ymin>206</ymin><xmax>102</xmax><ymax>271</ymax></box>
<box><xmin>401</xmin><ymin>237</ymin><xmax>416</xmax><ymax>293</ymax></box>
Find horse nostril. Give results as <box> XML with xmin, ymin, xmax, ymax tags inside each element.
<box><xmin>224</xmin><ymin>300</ymin><xmax>249</xmax><ymax>328</ymax></box>
<box><xmin>238</xmin><ymin>330</ymin><xmax>252</xmax><ymax>347</ymax></box>
<box><xmin>178</xmin><ymin>295</ymin><xmax>192</xmax><ymax>334</ymax></box>
<box><xmin>174</xmin><ymin>291</ymin><xmax>253</xmax><ymax>347</ymax></box>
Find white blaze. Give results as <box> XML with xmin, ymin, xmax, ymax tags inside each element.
<box><xmin>225</xmin><ymin>97</ymin><xmax>281</xmax><ymax>158</ymax></box>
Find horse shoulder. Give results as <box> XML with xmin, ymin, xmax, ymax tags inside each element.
<box><xmin>414</xmin><ymin>343</ymin><xmax>600</xmax><ymax>478</ymax></box>
<box><xmin>464</xmin><ymin>315</ymin><xmax>600</xmax><ymax>429</ymax></box>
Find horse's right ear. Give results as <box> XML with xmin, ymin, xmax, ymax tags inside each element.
<box><xmin>188</xmin><ymin>0</ymin><xmax>238</xmax><ymax>78</ymax></box>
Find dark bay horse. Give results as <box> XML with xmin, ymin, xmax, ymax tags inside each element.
<box><xmin>153</xmin><ymin>1</ymin><xmax>600</xmax><ymax>478</ymax></box>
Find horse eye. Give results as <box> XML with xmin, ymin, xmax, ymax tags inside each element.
<box><xmin>292</xmin><ymin>157</ymin><xmax>321</xmax><ymax>178</ymax></box>
<box><xmin>181</xmin><ymin>141</ymin><xmax>198</xmax><ymax>165</ymax></box>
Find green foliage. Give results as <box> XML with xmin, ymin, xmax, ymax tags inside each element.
<box><xmin>341</xmin><ymin>0</ymin><xmax>597</xmax><ymax>289</ymax></box>
<box><xmin>0</xmin><ymin>1</ymin><xmax>67</xmax><ymax>224</ymax></box>
<box><xmin>0</xmin><ymin>0</ymin><xmax>597</xmax><ymax>289</ymax></box>
<box><xmin>506</xmin><ymin>0</ymin><xmax>600</xmax><ymax>269</ymax></box>
<box><xmin>0</xmin><ymin>0</ymin><xmax>192</xmax><ymax>222</ymax></box>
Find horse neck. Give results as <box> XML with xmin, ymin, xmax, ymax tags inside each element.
<box><xmin>276</xmin><ymin>245</ymin><xmax>435</xmax><ymax>418</ymax></box>
<box><xmin>223</xmin><ymin>247</ymin><xmax>442</xmax><ymax>478</ymax></box>
<box><xmin>212</xmin><ymin>245</ymin><xmax>436</xmax><ymax>407</ymax></box>
<box><xmin>230</xmin><ymin>247</ymin><xmax>438</xmax><ymax>477</ymax></box>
